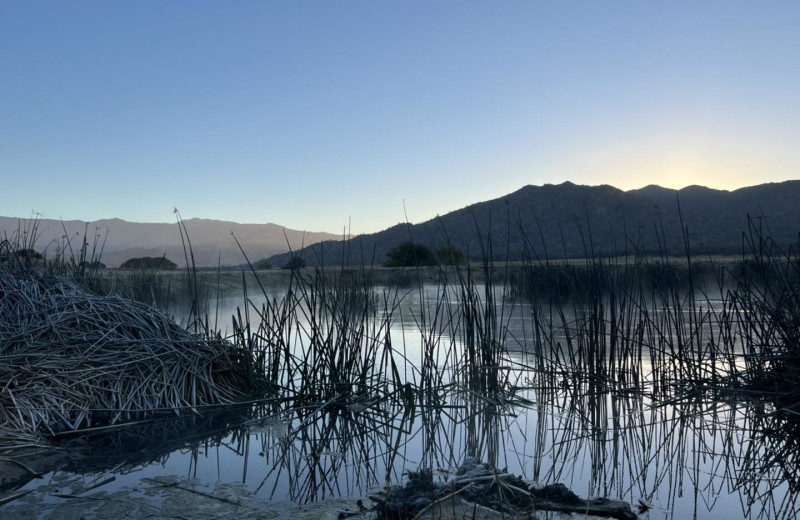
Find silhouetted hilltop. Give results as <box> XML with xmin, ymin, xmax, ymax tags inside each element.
<box><xmin>267</xmin><ymin>180</ymin><xmax>800</xmax><ymax>267</ymax></box>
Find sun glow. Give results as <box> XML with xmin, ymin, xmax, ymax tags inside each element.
<box><xmin>596</xmin><ymin>144</ymin><xmax>778</xmax><ymax>193</ymax></box>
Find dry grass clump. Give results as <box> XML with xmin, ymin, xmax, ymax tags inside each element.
<box><xmin>0</xmin><ymin>258</ymin><xmax>258</xmax><ymax>448</ymax></box>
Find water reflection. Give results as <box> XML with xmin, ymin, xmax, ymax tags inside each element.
<box><xmin>126</xmin><ymin>384</ymin><xmax>800</xmax><ymax>517</ymax></box>
<box><xmin>205</xmin><ymin>278</ymin><xmax>798</xmax><ymax>517</ymax></box>
<box><xmin>9</xmin><ymin>277</ymin><xmax>799</xmax><ymax>520</ymax></box>
<box><xmin>23</xmin><ymin>365</ymin><xmax>799</xmax><ymax>519</ymax></box>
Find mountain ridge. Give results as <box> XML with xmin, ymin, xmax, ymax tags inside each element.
<box><xmin>4</xmin><ymin>180</ymin><xmax>797</xmax><ymax>268</ymax></box>
<box><xmin>266</xmin><ymin>180</ymin><xmax>800</xmax><ymax>267</ymax></box>
<box><xmin>0</xmin><ymin>216</ymin><xmax>339</xmax><ymax>268</ymax></box>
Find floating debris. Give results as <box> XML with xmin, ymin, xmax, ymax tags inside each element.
<box><xmin>370</xmin><ymin>458</ymin><xmax>637</xmax><ymax>520</ymax></box>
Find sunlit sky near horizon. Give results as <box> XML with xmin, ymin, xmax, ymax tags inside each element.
<box><xmin>2</xmin><ymin>1</ymin><xmax>798</xmax><ymax>234</ymax></box>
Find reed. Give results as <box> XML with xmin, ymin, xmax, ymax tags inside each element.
<box><xmin>0</xmin><ymin>239</ymin><xmax>265</xmax><ymax>449</ymax></box>
<box><xmin>4</xmin><ymin>210</ymin><xmax>800</xmax><ymax>517</ymax></box>
<box><xmin>723</xmin><ymin>222</ymin><xmax>800</xmax><ymax>403</ymax></box>
<box><xmin>228</xmin><ymin>248</ymin><xmax>406</xmax><ymax>419</ymax></box>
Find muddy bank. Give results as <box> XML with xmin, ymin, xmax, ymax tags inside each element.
<box><xmin>0</xmin><ymin>404</ymin><xmax>255</xmax><ymax>493</ymax></box>
<box><xmin>1</xmin><ymin>473</ymin><xmax>370</xmax><ymax>520</ymax></box>
<box><xmin>1</xmin><ymin>471</ymin><xmax>614</xmax><ymax>520</ymax></box>
<box><xmin>0</xmin><ymin>446</ymin><xmax>72</xmax><ymax>491</ymax></box>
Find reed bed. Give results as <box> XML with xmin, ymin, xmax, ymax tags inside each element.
<box><xmin>226</xmin><ymin>259</ymin><xmax>407</xmax><ymax>420</ymax></box>
<box><xmin>0</xmin><ymin>258</ymin><xmax>260</xmax><ymax>449</ymax></box>
<box><xmin>726</xmin><ymin>228</ymin><xmax>800</xmax><ymax>397</ymax></box>
<box><xmin>4</xmin><ymin>213</ymin><xmax>800</xmax><ymax>517</ymax></box>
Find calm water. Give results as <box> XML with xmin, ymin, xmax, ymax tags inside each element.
<box><xmin>14</xmin><ymin>279</ymin><xmax>799</xmax><ymax>519</ymax></box>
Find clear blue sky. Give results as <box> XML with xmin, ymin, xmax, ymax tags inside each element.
<box><xmin>2</xmin><ymin>1</ymin><xmax>798</xmax><ymax>234</ymax></box>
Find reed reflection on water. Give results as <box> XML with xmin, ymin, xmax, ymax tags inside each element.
<box><xmin>44</xmin><ymin>253</ymin><xmax>800</xmax><ymax>520</ymax></box>
<box><xmin>129</xmin><ymin>259</ymin><xmax>795</xmax><ymax>520</ymax></box>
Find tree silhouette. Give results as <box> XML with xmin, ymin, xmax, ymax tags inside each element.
<box><xmin>384</xmin><ymin>241</ymin><xmax>436</xmax><ymax>267</ymax></box>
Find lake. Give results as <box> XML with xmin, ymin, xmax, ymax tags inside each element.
<box><xmin>6</xmin><ymin>268</ymin><xmax>799</xmax><ymax>519</ymax></box>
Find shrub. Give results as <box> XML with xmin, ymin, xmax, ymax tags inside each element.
<box><xmin>119</xmin><ymin>256</ymin><xmax>177</xmax><ymax>270</ymax></box>
<box><xmin>15</xmin><ymin>248</ymin><xmax>43</xmax><ymax>260</ymax></box>
<box><xmin>435</xmin><ymin>245</ymin><xmax>466</xmax><ymax>266</ymax></box>
<box><xmin>384</xmin><ymin>241</ymin><xmax>436</xmax><ymax>267</ymax></box>
<box><xmin>79</xmin><ymin>260</ymin><xmax>106</xmax><ymax>270</ymax></box>
<box><xmin>282</xmin><ymin>256</ymin><xmax>306</xmax><ymax>270</ymax></box>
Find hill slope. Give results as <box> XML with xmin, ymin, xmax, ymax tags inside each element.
<box><xmin>0</xmin><ymin>217</ymin><xmax>339</xmax><ymax>267</ymax></box>
<box><xmin>267</xmin><ymin>181</ymin><xmax>800</xmax><ymax>266</ymax></box>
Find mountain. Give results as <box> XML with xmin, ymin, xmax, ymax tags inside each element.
<box><xmin>0</xmin><ymin>217</ymin><xmax>339</xmax><ymax>267</ymax></box>
<box><xmin>266</xmin><ymin>180</ymin><xmax>800</xmax><ymax>266</ymax></box>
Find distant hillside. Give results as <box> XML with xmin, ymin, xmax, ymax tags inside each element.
<box><xmin>0</xmin><ymin>217</ymin><xmax>338</xmax><ymax>267</ymax></box>
<box><xmin>267</xmin><ymin>181</ymin><xmax>800</xmax><ymax>267</ymax></box>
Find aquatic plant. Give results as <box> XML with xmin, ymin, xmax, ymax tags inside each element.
<box><xmin>0</xmin><ymin>242</ymin><xmax>265</xmax><ymax>448</ymax></box>
<box><xmin>4</xmin><ymin>208</ymin><xmax>800</xmax><ymax>518</ymax></box>
<box><xmin>726</xmin><ymin>221</ymin><xmax>800</xmax><ymax>400</ymax></box>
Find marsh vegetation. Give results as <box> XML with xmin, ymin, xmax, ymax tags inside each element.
<box><xmin>1</xmin><ymin>217</ymin><xmax>799</xmax><ymax>519</ymax></box>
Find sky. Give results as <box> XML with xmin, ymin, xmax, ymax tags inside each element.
<box><xmin>1</xmin><ymin>1</ymin><xmax>798</xmax><ymax>234</ymax></box>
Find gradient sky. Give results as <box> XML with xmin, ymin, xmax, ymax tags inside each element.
<box><xmin>2</xmin><ymin>1</ymin><xmax>798</xmax><ymax>234</ymax></box>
